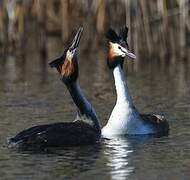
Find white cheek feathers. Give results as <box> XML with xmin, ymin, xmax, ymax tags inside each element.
<box><xmin>109</xmin><ymin>42</ymin><xmax>136</xmax><ymax>60</ymax></box>
<box><xmin>66</xmin><ymin>50</ymin><xmax>75</xmax><ymax>61</ymax></box>
<box><xmin>109</xmin><ymin>42</ymin><xmax>127</xmax><ymax>57</ymax></box>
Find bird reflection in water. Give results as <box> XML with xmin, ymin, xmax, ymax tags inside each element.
<box><xmin>103</xmin><ymin>137</ymin><xmax>134</xmax><ymax>180</ymax></box>
<box><xmin>103</xmin><ymin>135</ymin><xmax>154</xmax><ymax>180</ymax></box>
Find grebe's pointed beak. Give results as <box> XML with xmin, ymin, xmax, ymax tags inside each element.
<box><xmin>69</xmin><ymin>27</ymin><xmax>83</xmax><ymax>51</ymax></box>
<box><xmin>126</xmin><ymin>50</ymin><xmax>136</xmax><ymax>59</ymax></box>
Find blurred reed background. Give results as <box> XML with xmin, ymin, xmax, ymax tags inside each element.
<box><xmin>0</xmin><ymin>0</ymin><xmax>189</xmax><ymax>71</ymax></box>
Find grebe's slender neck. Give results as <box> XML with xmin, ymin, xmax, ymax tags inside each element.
<box><xmin>102</xmin><ymin>63</ymin><xmax>144</xmax><ymax>136</ymax></box>
<box><xmin>113</xmin><ymin>64</ymin><xmax>134</xmax><ymax>106</ymax></box>
<box><xmin>66</xmin><ymin>81</ymin><xmax>100</xmax><ymax>131</ymax></box>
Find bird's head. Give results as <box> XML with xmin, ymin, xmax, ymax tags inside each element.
<box><xmin>106</xmin><ymin>27</ymin><xmax>136</xmax><ymax>69</ymax></box>
<box><xmin>49</xmin><ymin>27</ymin><xmax>83</xmax><ymax>84</ymax></box>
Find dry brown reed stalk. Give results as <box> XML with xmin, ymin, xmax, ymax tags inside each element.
<box><xmin>0</xmin><ymin>0</ymin><xmax>189</xmax><ymax>65</ymax></box>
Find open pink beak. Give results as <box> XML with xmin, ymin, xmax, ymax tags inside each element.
<box><xmin>126</xmin><ymin>50</ymin><xmax>136</xmax><ymax>59</ymax></box>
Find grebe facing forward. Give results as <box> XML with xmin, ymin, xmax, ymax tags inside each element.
<box><xmin>8</xmin><ymin>27</ymin><xmax>101</xmax><ymax>149</ymax></box>
<box><xmin>102</xmin><ymin>27</ymin><xmax>169</xmax><ymax>137</ymax></box>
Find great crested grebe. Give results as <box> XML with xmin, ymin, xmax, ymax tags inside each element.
<box><xmin>102</xmin><ymin>27</ymin><xmax>169</xmax><ymax>137</ymax></box>
<box><xmin>8</xmin><ymin>27</ymin><xmax>101</xmax><ymax>149</ymax></box>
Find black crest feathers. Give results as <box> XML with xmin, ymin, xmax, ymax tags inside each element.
<box><xmin>49</xmin><ymin>54</ymin><xmax>65</xmax><ymax>74</ymax></box>
<box><xmin>106</xmin><ymin>27</ymin><xmax>129</xmax><ymax>43</ymax></box>
<box><xmin>106</xmin><ymin>28</ymin><xmax>119</xmax><ymax>43</ymax></box>
<box><xmin>49</xmin><ymin>55</ymin><xmax>64</xmax><ymax>69</ymax></box>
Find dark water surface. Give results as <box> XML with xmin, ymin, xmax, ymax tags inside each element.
<box><xmin>0</xmin><ymin>37</ymin><xmax>190</xmax><ymax>180</ymax></box>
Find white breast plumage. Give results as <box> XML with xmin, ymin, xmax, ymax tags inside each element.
<box><xmin>102</xmin><ymin>65</ymin><xmax>154</xmax><ymax>137</ymax></box>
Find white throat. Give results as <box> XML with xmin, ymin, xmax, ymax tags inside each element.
<box><xmin>102</xmin><ymin>65</ymin><xmax>152</xmax><ymax>137</ymax></box>
<box><xmin>113</xmin><ymin>65</ymin><xmax>133</xmax><ymax>104</ymax></box>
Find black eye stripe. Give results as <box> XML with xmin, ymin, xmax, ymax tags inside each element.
<box><xmin>118</xmin><ymin>46</ymin><xmax>126</xmax><ymax>53</ymax></box>
<box><xmin>121</xmin><ymin>49</ymin><xmax>126</xmax><ymax>53</ymax></box>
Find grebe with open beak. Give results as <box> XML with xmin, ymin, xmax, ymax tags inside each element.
<box><xmin>8</xmin><ymin>27</ymin><xmax>101</xmax><ymax>149</ymax></box>
<box><xmin>102</xmin><ymin>27</ymin><xmax>169</xmax><ymax>137</ymax></box>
